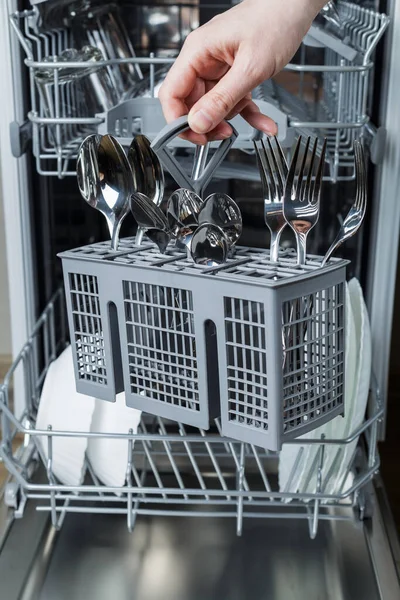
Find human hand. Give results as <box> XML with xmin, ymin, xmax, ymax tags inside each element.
<box><xmin>159</xmin><ymin>0</ymin><xmax>326</xmax><ymax>144</ymax></box>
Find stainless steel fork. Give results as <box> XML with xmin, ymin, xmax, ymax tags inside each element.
<box><xmin>283</xmin><ymin>136</ymin><xmax>327</xmax><ymax>266</ymax></box>
<box><xmin>254</xmin><ymin>137</ymin><xmax>288</xmax><ymax>263</ymax></box>
<box><xmin>321</xmin><ymin>141</ymin><xmax>367</xmax><ymax>266</ymax></box>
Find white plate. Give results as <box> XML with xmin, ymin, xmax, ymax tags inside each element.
<box><xmin>328</xmin><ymin>277</ymin><xmax>371</xmax><ymax>495</ymax></box>
<box><xmin>87</xmin><ymin>392</ymin><xmax>142</xmax><ymax>489</ymax></box>
<box><xmin>36</xmin><ymin>345</ymin><xmax>96</xmax><ymax>486</ymax></box>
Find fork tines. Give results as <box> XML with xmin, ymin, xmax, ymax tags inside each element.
<box><xmin>283</xmin><ymin>135</ymin><xmax>327</xmax><ymax>265</ymax></box>
<box><xmin>286</xmin><ymin>136</ymin><xmax>327</xmax><ymax>203</ymax></box>
<box><xmin>253</xmin><ymin>137</ymin><xmax>288</xmax><ymax>200</ymax></box>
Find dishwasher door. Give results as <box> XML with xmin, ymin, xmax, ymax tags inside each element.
<box><xmin>0</xmin><ymin>476</ymin><xmax>399</xmax><ymax>600</ymax></box>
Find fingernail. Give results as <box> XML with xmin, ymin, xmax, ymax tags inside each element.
<box><xmin>189</xmin><ymin>109</ymin><xmax>213</xmax><ymax>134</ymax></box>
<box><xmin>210</xmin><ymin>130</ymin><xmax>231</xmax><ymax>141</ymax></box>
<box><xmin>267</xmin><ymin>122</ymin><xmax>278</xmax><ymax>136</ymax></box>
<box><xmin>209</xmin><ymin>133</ymin><xmax>230</xmax><ymax>141</ymax></box>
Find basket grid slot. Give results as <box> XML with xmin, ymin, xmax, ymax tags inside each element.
<box><xmin>69</xmin><ymin>273</ymin><xmax>107</xmax><ymax>385</ymax></box>
<box><xmin>64</xmin><ymin>241</ymin><xmax>342</xmax><ymax>283</ymax></box>
<box><xmin>124</xmin><ymin>281</ymin><xmax>199</xmax><ymax>411</ymax></box>
<box><xmin>282</xmin><ymin>282</ymin><xmax>345</xmax><ymax>433</ymax></box>
<box><xmin>224</xmin><ymin>298</ymin><xmax>268</xmax><ymax>430</ymax></box>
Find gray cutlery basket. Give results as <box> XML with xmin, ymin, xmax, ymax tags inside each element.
<box><xmin>59</xmin><ymin>239</ymin><xmax>347</xmax><ymax>450</ymax></box>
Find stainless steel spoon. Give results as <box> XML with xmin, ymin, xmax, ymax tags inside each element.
<box><xmin>198</xmin><ymin>192</ymin><xmax>242</xmax><ymax>245</ymax></box>
<box><xmin>191</xmin><ymin>223</ymin><xmax>228</xmax><ymax>266</ymax></box>
<box><xmin>167</xmin><ymin>188</ymin><xmax>202</xmax><ymax>249</ymax></box>
<box><xmin>130</xmin><ymin>192</ymin><xmax>171</xmax><ymax>253</ymax></box>
<box><xmin>128</xmin><ymin>134</ymin><xmax>165</xmax><ymax>246</ymax></box>
<box><xmin>77</xmin><ymin>133</ymin><xmax>131</xmax><ymax>250</ymax></box>
<box><xmin>96</xmin><ymin>134</ymin><xmax>132</xmax><ymax>250</ymax></box>
<box><xmin>77</xmin><ymin>133</ymin><xmax>102</xmax><ymax>208</ymax></box>
<box><xmin>130</xmin><ymin>191</ymin><xmax>170</xmax><ymax>231</ymax></box>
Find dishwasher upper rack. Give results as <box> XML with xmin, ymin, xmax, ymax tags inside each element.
<box><xmin>9</xmin><ymin>2</ymin><xmax>389</xmax><ymax>180</ymax></box>
<box><xmin>0</xmin><ymin>289</ymin><xmax>382</xmax><ymax>540</ymax></box>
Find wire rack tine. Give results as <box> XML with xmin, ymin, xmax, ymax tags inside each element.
<box><xmin>179</xmin><ymin>423</ymin><xmax>209</xmax><ymax>500</ymax></box>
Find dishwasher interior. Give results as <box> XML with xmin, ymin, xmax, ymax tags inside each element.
<box><xmin>1</xmin><ymin>0</ymin><xmax>400</xmax><ymax>598</ymax></box>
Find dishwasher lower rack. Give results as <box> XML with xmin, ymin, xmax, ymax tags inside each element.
<box><xmin>9</xmin><ymin>2</ymin><xmax>389</xmax><ymax>180</ymax></box>
<box><xmin>0</xmin><ymin>290</ymin><xmax>382</xmax><ymax>540</ymax></box>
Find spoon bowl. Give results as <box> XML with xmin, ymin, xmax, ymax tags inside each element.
<box><xmin>96</xmin><ymin>134</ymin><xmax>133</xmax><ymax>250</ymax></box>
<box><xmin>76</xmin><ymin>133</ymin><xmax>102</xmax><ymax>208</ymax></box>
<box><xmin>167</xmin><ymin>188</ymin><xmax>202</xmax><ymax>249</ymax></box>
<box><xmin>128</xmin><ymin>134</ymin><xmax>165</xmax><ymax>245</ymax></box>
<box><xmin>130</xmin><ymin>192</ymin><xmax>171</xmax><ymax>253</ymax></box>
<box><xmin>191</xmin><ymin>223</ymin><xmax>228</xmax><ymax>266</ymax></box>
<box><xmin>198</xmin><ymin>192</ymin><xmax>242</xmax><ymax>245</ymax></box>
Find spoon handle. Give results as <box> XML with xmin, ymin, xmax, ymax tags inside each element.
<box><xmin>135</xmin><ymin>227</ymin><xmax>146</xmax><ymax>246</ymax></box>
<box><xmin>111</xmin><ymin>220</ymin><xmax>121</xmax><ymax>251</ymax></box>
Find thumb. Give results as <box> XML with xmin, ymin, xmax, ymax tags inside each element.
<box><xmin>188</xmin><ymin>52</ymin><xmax>262</xmax><ymax>134</ymax></box>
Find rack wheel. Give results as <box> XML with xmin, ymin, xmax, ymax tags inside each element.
<box><xmin>4</xmin><ymin>482</ymin><xmax>20</xmax><ymax>509</ymax></box>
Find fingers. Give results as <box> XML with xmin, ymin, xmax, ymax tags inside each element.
<box><xmin>240</xmin><ymin>102</ymin><xmax>278</xmax><ymax>135</ymax></box>
<box><xmin>188</xmin><ymin>48</ymin><xmax>264</xmax><ymax>134</ymax></box>
<box><xmin>158</xmin><ymin>39</ymin><xmax>198</xmax><ymax>121</ymax></box>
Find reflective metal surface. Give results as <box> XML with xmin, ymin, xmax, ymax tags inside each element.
<box><xmin>283</xmin><ymin>136</ymin><xmax>326</xmax><ymax>265</ymax></box>
<box><xmin>167</xmin><ymin>188</ymin><xmax>201</xmax><ymax>249</ymax></box>
<box><xmin>1</xmin><ymin>472</ymin><xmax>399</xmax><ymax>600</ymax></box>
<box><xmin>128</xmin><ymin>135</ymin><xmax>165</xmax><ymax>245</ymax></box>
<box><xmin>77</xmin><ymin>133</ymin><xmax>132</xmax><ymax>251</ymax></box>
<box><xmin>130</xmin><ymin>191</ymin><xmax>171</xmax><ymax>252</ymax></box>
<box><xmin>322</xmin><ymin>141</ymin><xmax>367</xmax><ymax>266</ymax></box>
<box><xmin>97</xmin><ymin>134</ymin><xmax>132</xmax><ymax>250</ymax></box>
<box><xmin>198</xmin><ymin>193</ymin><xmax>242</xmax><ymax>245</ymax></box>
<box><xmin>254</xmin><ymin>137</ymin><xmax>288</xmax><ymax>263</ymax></box>
<box><xmin>0</xmin><ymin>508</ymin><xmax>388</xmax><ymax>600</ymax></box>
<box><xmin>191</xmin><ymin>223</ymin><xmax>228</xmax><ymax>266</ymax></box>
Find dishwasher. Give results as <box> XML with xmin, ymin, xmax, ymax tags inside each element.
<box><xmin>0</xmin><ymin>1</ymin><xmax>400</xmax><ymax>599</ymax></box>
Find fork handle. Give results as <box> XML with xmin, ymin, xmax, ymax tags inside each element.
<box><xmin>270</xmin><ymin>231</ymin><xmax>281</xmax><ymax>263</ymax></box>
<box><xmin>295</xmin><ymin>232</ymin><xmax>307</xmax><ymax>266</ymax></box>
<box><xmin>321</xmin><ymin>232</ymin><xmax>344</xmax><ymax>267</ymax></box>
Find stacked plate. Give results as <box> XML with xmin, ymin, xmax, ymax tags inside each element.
<box><xmin>36</xmin><ymin>346</ymin><xmax>95</xmax><ymax>487</ymax></box>
<box><xmin>36</xmin><ymin>346</ymin><xmax>142</xmax><ymax>488</ymax></box>
<box><xmin>87</xmin><ymin>392</ymin><xmax>142</xmax><ymax>489</ymax></box>
<box><xmin>279</xmin><ymin>278</ymin><xmax>372</xmax><ymax>498</ymax></box>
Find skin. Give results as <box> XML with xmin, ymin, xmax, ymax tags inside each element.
<box><xmin>159</xmin><ymin>0</ymin><xmax>327</xmax><ymax>144</ymax></box>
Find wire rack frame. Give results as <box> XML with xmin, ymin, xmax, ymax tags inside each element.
<box><xmin>9</xmin><ymin>2</ymin><xmax>389</xmax><ymax>179</ymax></box>
<box><xmin>0</xmin><ymin>289</ymin><xmax>383</xmax><ymax>539</ymax></box>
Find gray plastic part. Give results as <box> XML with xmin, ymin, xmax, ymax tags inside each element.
<box><xmin>97</xmin><ymin>97</ymin><xmax>290</xmax><ymax>150</ymax></box>
<box><xmin>59</xmin><ymin>239</ymin><xmax>348</xmax><ymax>450</ymax></box>
<box><xmin>304</xmin><ymin>25</ymin><xmax>358</xmax><ymax>61</ymax></box>
<box><xmin>5</xmin><ymin>482</ymin><xmax>19</xmax><ymax>508</ymax></box>
<box><xmin>150</xmin><ymin>115</ymin><xmax>238</xmax><ymax>196</ymax></box>
<box><xmin>10</xmin><ymin>120</ymin><xmax>32</xmax><ymax>158</ymax></box>
<box><xmin>370</xmin><ymin>127</ymin><xmax>387</xmax><ymax>165</ymax></box>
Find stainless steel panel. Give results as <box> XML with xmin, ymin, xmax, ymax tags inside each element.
<box><xmin>34</xmin><ymin>515</ymin><xmax>380</xmax><ymax>600</ymax></box>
